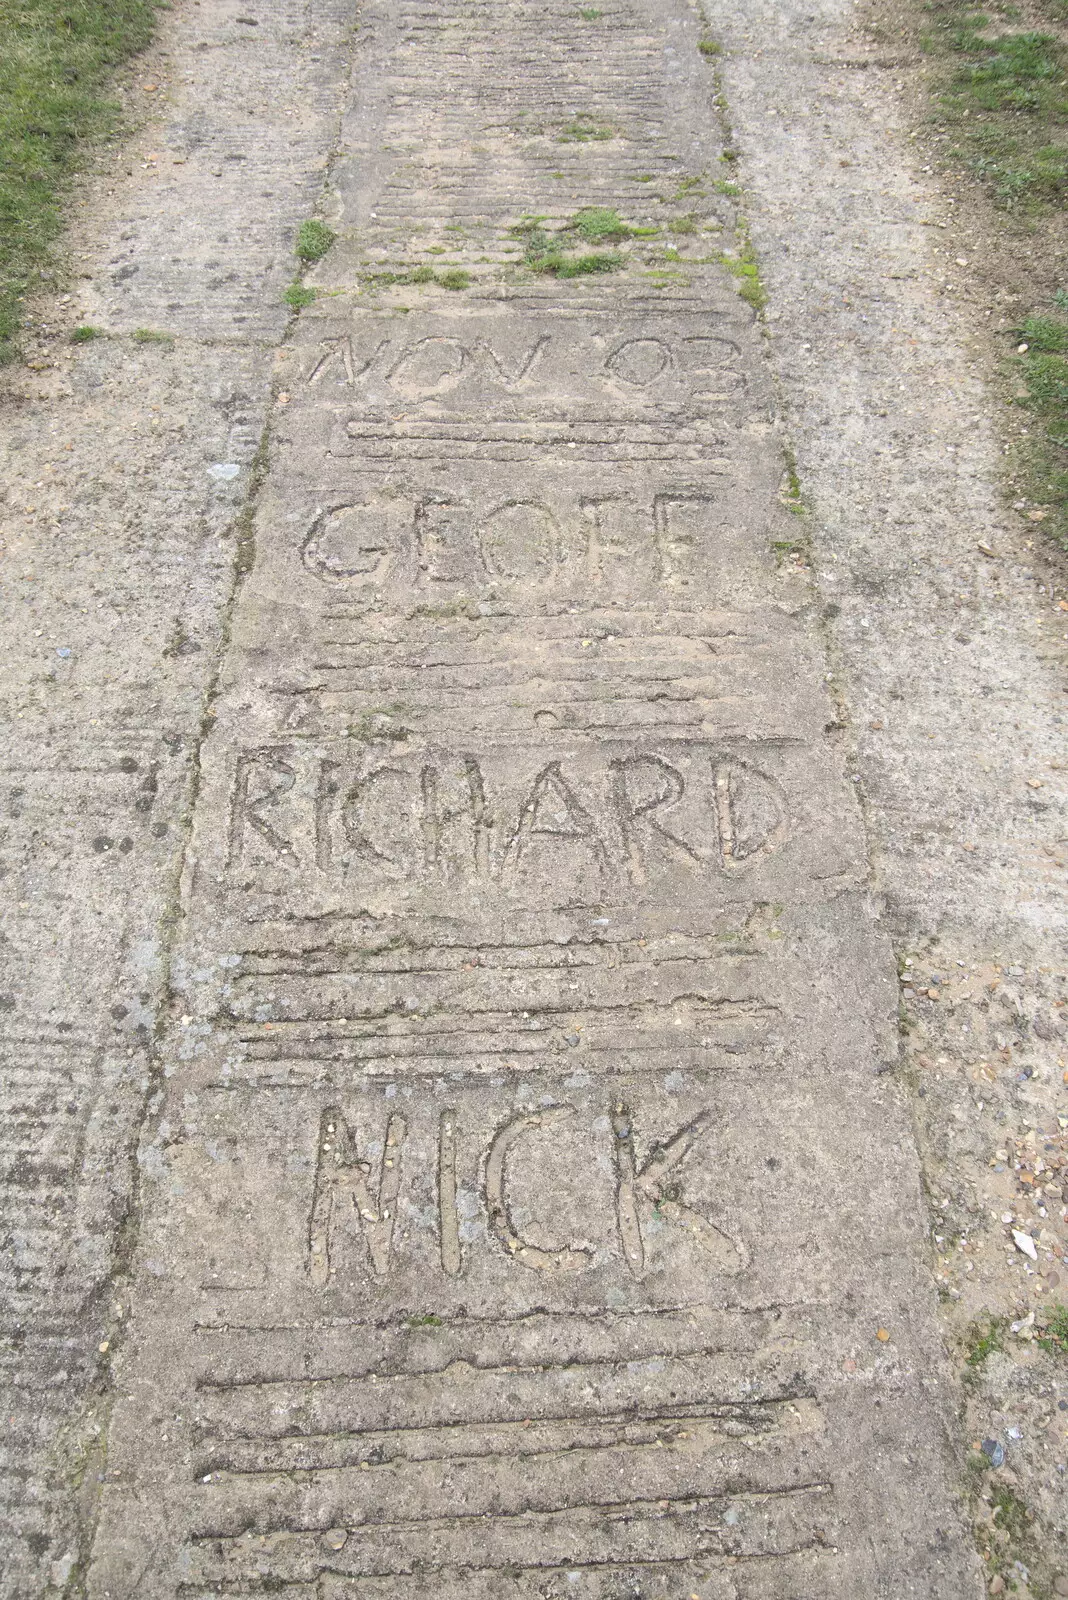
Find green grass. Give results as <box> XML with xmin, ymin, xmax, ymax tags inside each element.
<box><xmin>573</xmin><ymin>205</ymin><xmax>630</xmax><ymax>240</ymax></box>
<box><xmin>698</xmin><ymin>37</ymin><xmax>722</xmax><ymax>56</ymax></box>
<box><xmin>579</xmin><ymin>6</ymin><xmax>602</xmax><ymax>17</ymax></box>
<box><xmin>283</xmin><ymin>282</ymin><xmax>316</xmax><ymax>309</ymax></box>
<box><xmin>910</xmin><ymin>2</ymin><xmax>1068</xmax><ymax>553</ymax></box>
<box><xmin>295</xmin><ymin>218</ymin><xmax>335</xmax><ymax>262</ymax></box>
<box><xmin>921</xmin><ymin>2</ymin><xmax>1068</xmax><ymax>212</ymax></box>
<box><xmin>1037</xmin><ymin>1302</ymin><xmax>1068</xmax><ymax>1355</ymax></box>
<box><xmin>962</xmin><ymin>1314</ymin><xmax>1008</xmax><ymax>1366</ymax></box>
<box><xmin>436</xmin><ymin>266</ymin><xmax>470</xmax><ymax>290</ymax></box>
<box><xmin>70</xmin><ymin>323</ymin><xmax>103</xmax><ymax>341</ymax></box>
<box><xmin>558</xmin><ymin>114</ymin><xmax>615</xmax><ymax>142</ymax></box>
<box><xmin>0</xmin><ymin>0</ymin><xmax>163</xmax><ymax>362</ymax></box>
<box><xmin>514</xmin><ymin>219</ymin><xmax>625</xmax><ymax>279</ymax></box>
<box><xmin>715</xmin><ymin>240</ymin><xmax>767</xmax><ymax>311</ymax></box>
<box><xmin>131</xmin><ymin>326</ymin><xmax>171</xmax><ymax>343</ymax></box>
<box><xmin>1009</xmin><ymin>300</ymin><xmax>1068</xmax><ymax>548</ymax></box>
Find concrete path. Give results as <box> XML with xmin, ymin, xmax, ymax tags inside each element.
<box><xmin>6</xmin><ymin>0</ymin><xmax>1066</xmax><ymax>1593</ymax></box>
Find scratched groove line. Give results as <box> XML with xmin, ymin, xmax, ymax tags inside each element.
<box><xmin>190</xmin><ymin>1481</ymin><xmax>834</xmax><ymax>1541</ymax></box>
<box><xmin>175</xmin><ymin>1545</ymin><xmax>833</xmax><ymax>1597</ymax></box>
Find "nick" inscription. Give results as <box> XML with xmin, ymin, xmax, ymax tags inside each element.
<box><xmin>308</xmin><ymin>1102</ymin><xmax>747</xmax><ymax>1284</ymax></box>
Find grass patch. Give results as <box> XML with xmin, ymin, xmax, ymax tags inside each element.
<box><xmin>70</xmin><ymin>323</ymin><xmax>103</xmax><ymax>341</ymax></box>
<box><xmin>513</xmin><ymin>216</ymin><xmax>627</xmax><ymax>279</ymax></box>
<box><xmin>573</xmin><ymin>205</ymin><xmax>630</xmax><ymax>240</ymax></box>
<box><xmin>436</xmin><ymin>266</ymin><xmax>470</xmax><ymax>290</ymax></box>
<box><xmin>558</xmin><ymin>113</ymin><xmax>615</xmax><ymax>142</ymax></box>
<box><xmin>283</xmin><ymin>282</ymin><xmax>316</xmax><ymax>309</ymax></box>
<box><xmin>698</xmin><ymin>37</ymin><xmax>722</xmax><ymax>56</ymax></box>
<box><xmin>962</xmin><ymin>1314</ymin><xmax>1008</xmax><ymax>1366</ymax></box>
<box><xmin>921</xmin><ymin>2</ymin><xmax>1068</xmax><ymax>213</ymax></box>
<box><xmin>579</xmin><ymin>5</ymin><xmax>602</xmax><ymax>16</ymax></box>
<box><xmin>715</xmin><ymin>239</ymin><xmax>767</xmax><ymax>311</ymax></box>
<box><xmin>1037</xmin><ymin>1302</ymin><xmax>1068</xmax><ymax>1355</ymax></box>
<box><xmin>360</xmin><ymin>264</ymin><xmax>471</xmax><ymax>292</ymax></box>
<box><xmin>901</xmin><ymin>0</ymin><xmax>1068</xmax><ymax>552</ymax></box>
<box><xmin>130</xmin><ymin>326</ymin><xmax>171</xmax><ymax>343</ymax></box>
<box><xmin>1009</xmin><ymin>298</ymin><xmax>1068</xmax><ymax>548</ymax></box>
<box><xmin>295</xmin><ymin>218</ymin><xmax>335</xmax><ymax>263</ymax></box>
<box><xmin>0</xmin><ymin>0</ymin><xmax>163</xmax><ymax>362</ymax></box>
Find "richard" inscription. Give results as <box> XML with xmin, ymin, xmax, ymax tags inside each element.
<box><xmin>227</xmin><ymin>743</ymin><xmax>790</xmax><ymax>886</ymax></box>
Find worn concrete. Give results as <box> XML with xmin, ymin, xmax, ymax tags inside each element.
<box><xmin>15</xmin><ymin>0</ymin><xmax>1065</xmax><ymax>1591</ymax></box>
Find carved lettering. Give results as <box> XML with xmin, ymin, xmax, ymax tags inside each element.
<box><xmin>610</xmin><ymin>754</ymin><xmax>700</xmax><ymax>885</ymax></box>
<box><xmin>475</xmin><ymin>334</ymin><xmax>550</xmax><ymax>386</ymax></box>
<box><xmin>305</xmin><ymin>1101</ymin><xmax>748</xmax><ymax>1284</ymax></box>
<box><xmin>301</xmin><ymin>501</ymin><xmax>396</xmax><ymax>583</ymax></box>
<box><xmin>479</xmin><ymin>499</ymin><xmax>559</xmax><ymax>581</ymax></box>
<box><xmin>484</xmin><ymin>1107</ymin><xmax>593</xmax><ymax>1272</ymax></box>
<box><xmin>228</xmin><ymin>752</ymin><xmax>297</xmax><ymax>867</ymax></box>
<box><xmin>387</xmin><ymin>335</ymin><xmax>469</xmax><ymax>394</ymax></box>
<box><xmin>229</xmin><ymin>746</ymin><xmax>795</xmax><ymax>881</ymax></box>
<box><xmin>653</xmin><ymin>493</ymin><xmax>718</xmax><ymax>580</ymax></box>
<box><xmin>308</xmin><ymin>1108</ymin><xmax>407</xmax><ymax>1283</ymax></box>
<box><xmin>713</xmin><ymin>758</ymin><xmax>789</xmax><ymax>865</ymax></box>
<box><xmin>416</xmin><ymin>496</ymin><xmax>485</xmax><ymax>583</ymax></box>
<box><xmin>306</xmin><ymin>336</ymin><xmax>390</xmax><ymax>387</ymax></box>
<box><xmin>605</xmin><ymin>337</ymin><xmax>673</xmax><ymax>387</ymax></box>
<box><xmin>504</xmin><ymin>761</ymin><xmax>609</xmax><ymax>876</ymax></box>
<box><xmin>464</xmin><ymin>755</ymin><xmax>493</xmax><ymax>878</ymax></box>
<box><xmin>613</xmin><ymin>1104</ymin><xmax>747</xmax><ymax>1277</ymax></box>
<box><xmin>339</xmin><ymin>766</ymin><xmax>410</xmax><ymax>867</ymax></box>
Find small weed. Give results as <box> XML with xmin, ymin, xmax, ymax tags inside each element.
<box><xmin>675</xmin><ymin>174</ymin><xmax>705</xmax><ymax>198</ymax></box>
<box><xmin>780</xmin><ymin>447</ymin><xmax>804</xmax><ymax>513</ymax></box>
<box><xmin>70</xmin><ymin>325</ymin><xmax>104</xmax><ymax>342</ymax></box>
<box><xmin>713</xmin><ymin>178</ymin><xmax>742</xmax><ymax>196</ymax></box>
<box><xmin>715</xmin><ymin>242</ymin><xmax>767</xmax><ymax>311</ymax></box>
<box><xmin>405</xmin><ymin>1311</ymin><xmax>443</xmax><ymax>1327</ymax></box>
<box><xmin>629</xmin><ymin>172</ymin><xmax>656</xmax><ymax>182</ymax></box>
<box><xmin>558</xmin><ymin>114</ymin><xmax>615</xmax><ymax>142</ymax></box>
<box><xmin>437</xmin><ymin>267</ymin><xmax>470</xmax><ymax>290</ymax></box>
<box><xmin>990</xmin><ymin>1485</ymin><xmax>1032</xmax><ymax>1544</ymax></box>
<box><xmin>669</xmin><ymin>214</ymin><xmax>697</xmax><ymax>234</ymax></box>
<box><xmin>579</xmin><ymin>5</ymin><xmax>602</xmax><ymax>16</ymax></box>
<box><xmin>720</xmin><ymin>147</ymin><xmax>741</xmax><ymax>163</ymax></box>
<box><xmin>963</xmin><ymin>1315</ymin><xmax>1008</xmax><ymax>1366</ymax></box>
<box><xmin>283</xmin><ymin>282</ymin><xmax>316</xmax><ymax>309</ymax></box>
<box><xmin>573</xmin><ymin>205</ymin><xmax>630</xmax><ymax>240</ymax></box>
<box><xmin>697</xmin><ymin>37</ymin><xmax>721</xmax><ymax>56</ymax></box>
<box><xmin>533</xmin><ymin>249</ymin><xmax>623</xmax><ymax>278</ymax></box>
<box><xmin>407</xmin><ymin>265</ymin><xmax>435</xmax><ymax>284</ymax></box>
<box><xmin>295</xmin><ymin>219</ymin><xmax>335</xmax><ymax>262</ymax></box>
<box><xmin>1037</xmin><ymin>1302</ymin><xmax>1068</xmax><ymax>1355</ymax></box>
<box><xmin>131</xmin><ymin>327</ymin><xmax>173</xmax><ymax>344</ymax></box>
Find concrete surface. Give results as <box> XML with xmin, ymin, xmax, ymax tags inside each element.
<box><xmin>5</xmin><ymin>0</ymin><xmax>1064</xmax><ymax>1592</ymax></box>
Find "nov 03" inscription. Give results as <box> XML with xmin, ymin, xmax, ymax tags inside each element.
<box><xmin>301</xmin><ymin>328</ymin><xmax>744</xmax><ymax>399</ymax></box>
